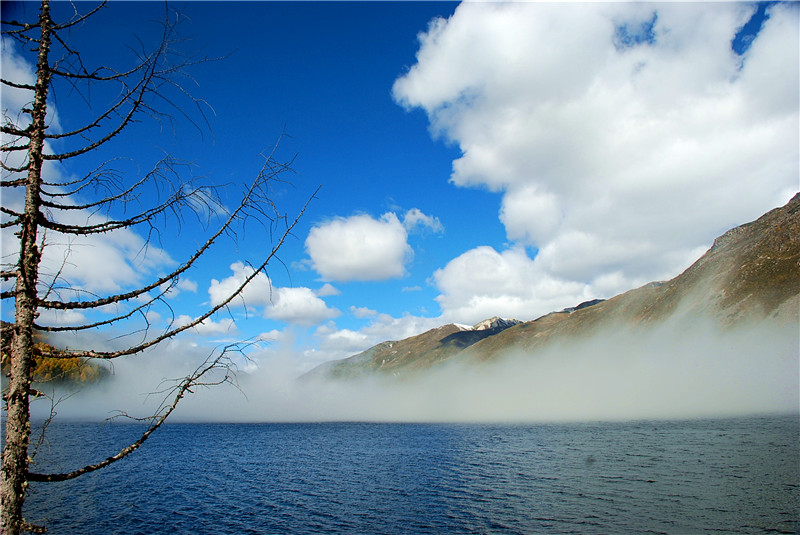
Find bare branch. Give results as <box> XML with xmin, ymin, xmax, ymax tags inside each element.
<box><xmin>29</xmin><ymin>388</ymin><xmax>75</xmax><ymax>463</ymax></box>
<box><xmin>1</xmin><ymin>143</ymin><xmax>31</xmax><ymax>154</ymax></box>
<box><xmin>1</xmin><ymin>158</ymin><xmax>30</xmax><ymax>174</ymax></box>
<box><xmin>40</xmin><ymin>7</ymin><xmax>212</xmax><ymax>159</ymax></box>
<box><xmin>0</xmin><ymin>207</ymin><xmax>23</xmax><ymax>219</ymax></box>
<box><xmin>27</xmin><ymin>345</ymin><xmax>240</xmax><ymax>483</ymax></box>
<box><xmin>39</xmin><ymin>157</ymin><xmax>171</xmax><ymax>209</ymax></box>
<box><xmin>1</xmin><ymin>125</ymin><xmax>30</xmax><ymax>137</ymax></box>
<box><xmin>50</xmin><ymin>2</ymin><xmax>106</xmax><ymax>32</ymax></box>
<box><xmin>1</xmin><ymin>177</ymin><xmax>26</xmax><ymax>188</ymax></box>
<box><xmin>0</xmin><ymin>77</ymin><xmax>35</xmax><ymax>91</ymax></box>
<box><xmin>40</xmin><ymin>187</ymin><xmax>317</xmax><ymax>362</ymax></box>
<box><xmin>39</xmin><ymin>158</ymin><xmax>127</xmax><ymax>190</ymax></box>
<box><xmin>37</xmin><ymin>154</ymin><xmax>299</xmax><ymax>312</ymax></box>
<box><xmin>34</xmin><ymin>279</ymin><xmax>174</xmax><ymax>333</ymax></box>
<box><xmin>39</xmin><ymin>191</ymin><xmax>191</xmax><ymax>235</ymax></box>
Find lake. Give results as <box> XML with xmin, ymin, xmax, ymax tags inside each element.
<box><xmin>22</xmin><ymin>415</ymin><xmax>799</xmax><ymax>534</ymax></box>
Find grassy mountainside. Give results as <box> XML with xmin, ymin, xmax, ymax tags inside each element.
<box><xmin>467</xmin><ymin>192</ymin><xmax>800</xmax><ymax>362</ymax></box>
<box><xmin>310</xmin><ymin>193</ymin><xmax>800</xmax><ymax>379</ymax></box>
<box><xmin>306</xmin><ymin>321</ymin><xmax>520</xmax><ymax>380</ymax></box>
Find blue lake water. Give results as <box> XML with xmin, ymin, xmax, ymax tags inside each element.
<box><xmin>22</xmin><ymin>415</ymin><xmax>799</xmax><ymax>534</ymax></box>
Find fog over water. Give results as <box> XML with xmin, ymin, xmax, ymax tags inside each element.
<box><xmin>32</xmin><ymin>310</ymin><xmax>798</xmax><ymax>425</ymax></box>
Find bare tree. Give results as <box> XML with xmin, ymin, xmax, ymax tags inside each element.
<box><xmin>1</xmin><ymin>2</ymin><xmax>312</xmax><ymax>533</ymax></box>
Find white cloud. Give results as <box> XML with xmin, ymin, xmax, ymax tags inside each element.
<box><xmin>499</xmin><ymin>184</ymin><xmax>561</xmax><ymax>245</ymax></box>
<box><xmin>314</xmin><ymin>324</ymin><xmax>371</xmax><ymax>355</ymax></box>
<box><xmin>208</xmin><ymin>262</ymin><xmax>339</xmax><ymax>326</ymax></box>
<box><xmin>395</xmin><ymin>3</ymin><xmax>799</xmax><ymax>320</ymax></box>
<box><xmin>316</xmin><ymin>283</ymin><xmax>341</xmax><ymax>297</ymax></box>
<box><xmin>177</xmin><ymin>278</ymin><xmax>198</xmax><ymax>294</ymax></box>
<box><xmin>305</xmin><ymin>213</ymin><xmax>412</xmax><ymax>281</ymax></box>
<box><xmin>403</xmin><ymin>208</ymin><xmax>444</xmax><ymax>234</ymax></box>
<box><xmin>360</xmin><ymin>313</ymin><xmax>443</xmax><ymax>344</ymax></box>
<box><xmin>176</xmin><ymin>314</ymin><xmax>237</xmax><ymax>336</ymax></box>
<box><xmin>35</xmin><ymin>309</ymin><xmax>87</xmax><ymax>327</ymax></box>
<box><xmin>208</xmin><ymin>262</ymin><xmax>273</xmax><ymax>308</ymax></box>
<box><xmin>432</xmin><ymin>246</ymin><xmax>590</xmax><ymax>324</ymax></box>
<box><xmin>350</xmin><ymin>306</ymin><xmax>378</xmax><ymax>319</ymax></box>
<box><xmin>0</xmin><ymin>42</ymin><xmax>60</xmax><ymax>132</ymax></box>
<box><xmin>258</xmin><ymin>329</ymin><xmax>286</xmax><ymax>342</ymax></box>
<box><xmin>266</xmin><ymin>286</ymin><xmax>340</xmax><ymax>326</ymax></box>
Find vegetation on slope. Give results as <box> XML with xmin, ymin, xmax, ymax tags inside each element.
<box><xmin>1</xmin><ymin>326</ymin><xmax>109</xmax><ymax>385</ymax></box>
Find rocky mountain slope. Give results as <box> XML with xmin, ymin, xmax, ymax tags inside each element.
<box><xmin>308</xmin><ymin>193</ymin><xmax>800</xmax><ymax>380</ymax></box>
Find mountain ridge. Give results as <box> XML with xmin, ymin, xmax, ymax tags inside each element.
<box><xmin>307</xmin><ymin>193</ymin><xmax>800</xmax><ymax>380</ymax></box>
<box><xmin>304</xmin><ymin>316</ymin><xmax>523</xmax><ymax>380</ymax></box>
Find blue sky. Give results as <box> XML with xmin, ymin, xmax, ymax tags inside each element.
<box><xmin>2</xmin><ymin>1</ymin><xmax>798</xmax><ymax>375</ymax></box>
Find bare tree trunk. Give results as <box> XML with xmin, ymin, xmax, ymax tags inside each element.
<box><xmin>1</xmin><ymin>2</ymin><xmax>51</xmax><ymax>533</ymax></box>
<box><xmin>1</xmin><ymin>2</ymin><xmax>310</xmax><ymax>531</ymax></box>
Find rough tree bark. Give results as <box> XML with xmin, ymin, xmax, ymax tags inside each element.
<box><xmin>0</xmin><ymin>2</ymin><xmax>312</xmax><ymax>532</ymax></box>
<box><xmin>2</xmin><ymin>2</ymin><xmax>52</xmax><ymax>532</ymax></box>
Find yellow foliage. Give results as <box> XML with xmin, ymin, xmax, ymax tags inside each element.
<box><xmin>1</xmin><ymin>342</ymin><xmax>108</xmax><ymax>385</ymax></box>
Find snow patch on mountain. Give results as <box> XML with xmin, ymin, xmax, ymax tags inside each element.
<box><xmin>472</xmin><ymin>317</ymin><xmax>521</xmax><ymax>331</ymax></box>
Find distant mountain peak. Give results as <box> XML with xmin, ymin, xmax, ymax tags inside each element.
<box><xmin>472</xmin><ymin>316</ymin><xmax>521</xmax><ymax>331</ymax></box>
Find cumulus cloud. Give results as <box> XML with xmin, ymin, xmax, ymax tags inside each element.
<box><xmin>316</xmin><ymin>283</ymin><xmax>341</xmax><ymax>297</ymax></box>
<box><xmin>403</xmin><ymin>208</ymin><xmax>444</xmax><ymax>234</ymax></box>
<box><xmin>395</xmin><ymin>2</ymin><xmax>799</xmax><ymax>320</ymax></box>
<box><xmin>314</xmin><ymin>324</ymin><xmax>371</xmax><ymax>356</ymax></box>
<box><xmin>209</xmin><ymin>262</ymin><xmax>339</xmax><ymax>326</ymax></box>
<box><xmin>266</xmin><ymin>286</ymin><xmax>340</xmax><ymax>326</ymax></box>
<box><xmin>432</xmin><ymin>246</ymin><xmax>589</xmax><ymax>324</ymax></box>
<box><xmin>258</xmin><ymin>329</ymin><xmax>286</xmax><ymax>342</ymax></box>
<box><xmin>208</xmin><ymin>262</ymin><xmax>274</xmax><ymax>308</ymax></box>
<box><xmin>350</xmin><ymin>306</ymin><xmax>378</xmax><ymax>319</ymax></box>
<box><xmin>305</xmin><ymin>213</ymin><xmax>412</xmax><ymax>281</ymax></box>
<box><xmin>176</xmin><ymin>315</ymin><xmax>237</xmax><ymax>336</ymax></box>
<box><xmin>35</xmin><ymin>309</ymin><xmax>88</xmax><ymax>327</ymax></box>
<box><xmin>177</xmin><ymin>278</ymin><xmax>198</xmax><ymax>293</ymax></box>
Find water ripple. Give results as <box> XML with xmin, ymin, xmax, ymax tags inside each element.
<box><xmin>21</xmin><ymin>416</ymin><xmax>800</xmax><ymax>534</ymax></box>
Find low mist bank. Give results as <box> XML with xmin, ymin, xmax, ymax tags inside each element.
<box><xmin>33</xmin><ymin>316</ymin><xmax>798</xmax><ymax>424</ymax></box>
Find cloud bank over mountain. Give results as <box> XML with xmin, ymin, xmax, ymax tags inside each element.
<box><xmin>394</xmin><ymin>2</ymin><xmax>798</xmax><ymax>324</ymax></box>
